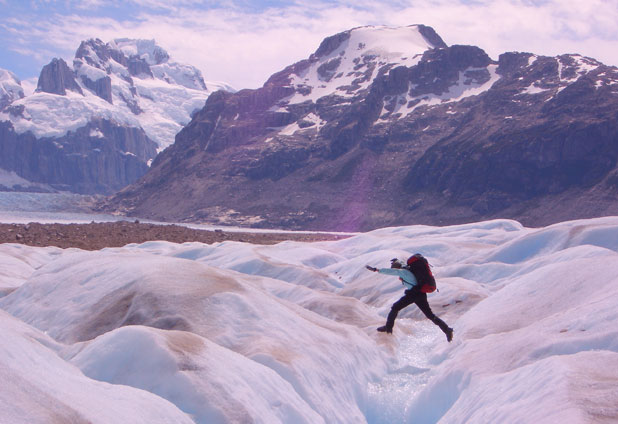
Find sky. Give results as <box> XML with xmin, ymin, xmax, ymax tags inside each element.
<box><xmin>1</xmin><ymin>0</ymin><xmax>618</xmax><ymax>91</ymax></box>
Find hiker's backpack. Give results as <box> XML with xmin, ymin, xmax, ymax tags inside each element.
<box><xmin>406</xmin><ymin>254</ymin><xmax>436</xmax><ymax>293</ymax></box>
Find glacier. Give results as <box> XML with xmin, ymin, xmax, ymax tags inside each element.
<box><xmin>0</xmin><ymin>215</ymin><xmax>617</xmax><ymax>423</ymax></box>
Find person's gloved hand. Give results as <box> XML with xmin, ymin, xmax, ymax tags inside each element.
<box><xmin>365</xmin><ymin>265</ymin><xmax>378</xmax><ymax>272</ymax></box>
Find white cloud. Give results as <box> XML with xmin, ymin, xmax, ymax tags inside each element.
<box><xmin>419</xmin><ymin>0</ymin><xmax>618</xmax><ymax>60</ymax></box>
<box><xmin>72</xmin><ymin>0</ymin><xmax>110</xmax><ymax>10</ymax></box>
<box><xmin>3</xmin><ymin>0</ymin><xmax>618</xmax><ymax>89</ymax></box>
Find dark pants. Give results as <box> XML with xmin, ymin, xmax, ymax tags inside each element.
<box><xmin>385</xmin><ymin>289</ymin><xmax>451</xmax><ymax>334</ymax></box>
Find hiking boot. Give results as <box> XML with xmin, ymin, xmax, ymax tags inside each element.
<box><xmin>445</xmin><ymin>327</ymin><xmax>454</xmax><ymax>342</ymax></box>
<box><xmin>377</xmin><ymin>325</ymin><xmax>392</xmax><ymax>334</ymax></box>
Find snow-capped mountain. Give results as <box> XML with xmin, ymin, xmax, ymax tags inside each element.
<box><xmin>279</xmin><ymin>25</ymin><xmax>446</xmax><ymax>106</ymax></box>
<box><xmin>0</xmin><ymin>38</ymin><xmax>233</xmax><ymax>194</ymax></box>
<box><xmin>105</xmin><ymin>24</ymin><xmax>618</xmax><ymax>230</ymax></box>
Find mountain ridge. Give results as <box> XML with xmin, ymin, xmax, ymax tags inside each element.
<box><xmin>0</xmin><ymin>38</ymin><xmax>233</xmax><ymax>194</ymax></box>
<box><xmin>103</xmin><ymin>24</ymin><xmax>618</xmax><ymax>230</ymax></box>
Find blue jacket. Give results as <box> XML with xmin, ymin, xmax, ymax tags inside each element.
<box><xmin>378</xmin><ymin>268</ymin><xmax>418</xmax><ymax>290</ymax></box>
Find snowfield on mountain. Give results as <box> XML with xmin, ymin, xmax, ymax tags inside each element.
<box><xmin>0</xmin><ymin>38</ymin><xmax>235</xmax><ymax>194</ymax></box>
<box><xmin>1</xmin><ymin>216</ymin><xmax>617</xmax><ymax>423</ymax></box>
<box><xmin>0</xmin><ymin>38</ymin><xmax>233</xmax><ymax>149</ymax></box>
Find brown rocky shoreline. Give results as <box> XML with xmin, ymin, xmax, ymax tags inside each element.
<box><xmin>0</xmin><ymin>221</ymin><xmax>351</xmax><ymax>251</ymax></box>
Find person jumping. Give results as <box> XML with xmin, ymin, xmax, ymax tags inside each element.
<box><xmin>366</xmin><ymin>256</ymin><xmax>453</xmax><ymax>342</ymax></box>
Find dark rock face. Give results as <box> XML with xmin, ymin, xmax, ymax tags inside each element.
<box><xmin>104</xmin><ymin>26</ymin><xmax>618</xmax><ymax>230</ymax></box>
<box><xmin>36</xmin><ymin>58</ymin><xmax>83</xmax><ymax>96</ymax></box>
<box><xmin>0</xmin><ymin>120</ymin><xmax>157</xmax><ymax>194</ymax></box>
<box><xmin>417</xmin><ymin>25</ymin><xmax>448</xmax><ymax>49</ymax></box>
<box><xmin>403</xmin><ymin>55</ymin><xmax>618</xmax><ymax>214</ymax></box>
<box><xmin>0</xmin><ymin>95</ymin><xmax>12</xmax><ymax>110</ymax></box>
<box><xmin>127</xmin><ymin>57</ymin><xmax>153</xmax><ymax>77</ymax></box>
<box><xmin>0</xmin><ymin>97</ymin><xmax>12</xmax><ymax>110</ymax></box>
<box><xmin>80</xmin><ymin>74</ymin><xmax>113</xmax><ymax>104</ymax></box>
<box><xmin>74</xmin><ymin>39</ymin><xmax>128</xmax><ymax>103</ymax></box>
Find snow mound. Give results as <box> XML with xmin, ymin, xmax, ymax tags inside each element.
<box><xmin>66</xmin><ymin>325</ymin><xmax>322</xmax><ymax>423</ymax></box>
<box><xmin>0</xmin><ymin>247</ymin><xmax>388</xmax><ymax>423</ymax></box>
<box><xmin>0</xmin><ymin>309</ymin><xmax>193</xmax><ymax>424</ymax></box>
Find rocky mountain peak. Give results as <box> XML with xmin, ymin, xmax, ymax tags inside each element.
<box><xmin>312</xmin><ymin>24</ymin><xmax>446</xmax><ymax>60</ymax></box>
<box><xmin>265</xmin><ymin>24</ymin><xmax>445</xmax><ymax>87</ymax></box>
<box><xmin>262</xmin><ymin>24</ymin><xmax>451</xmax><ymax>118</ymax></box>
<box><xmin>74</xmin><ymin>38</ymin><xmax>168</xmax><ymax>73</ymax></box>
<box><xmin>36</xmin><ymin>58</ymin><xmax>84</xmax><ymax>96</ymax></box>
<box><xmin>111</xmin><ymin>38</ymin><xmax>170</xmax><ymax>66</ymax></box>
<box><xmin>75</xmin><ymin>38</ymin><xmax>123</xmax><ymax>71</ymax></box>
<box><xmin>73</xmin><ymin>38</ymin><xmax>206</xmax><ymax>91</ymax></box>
